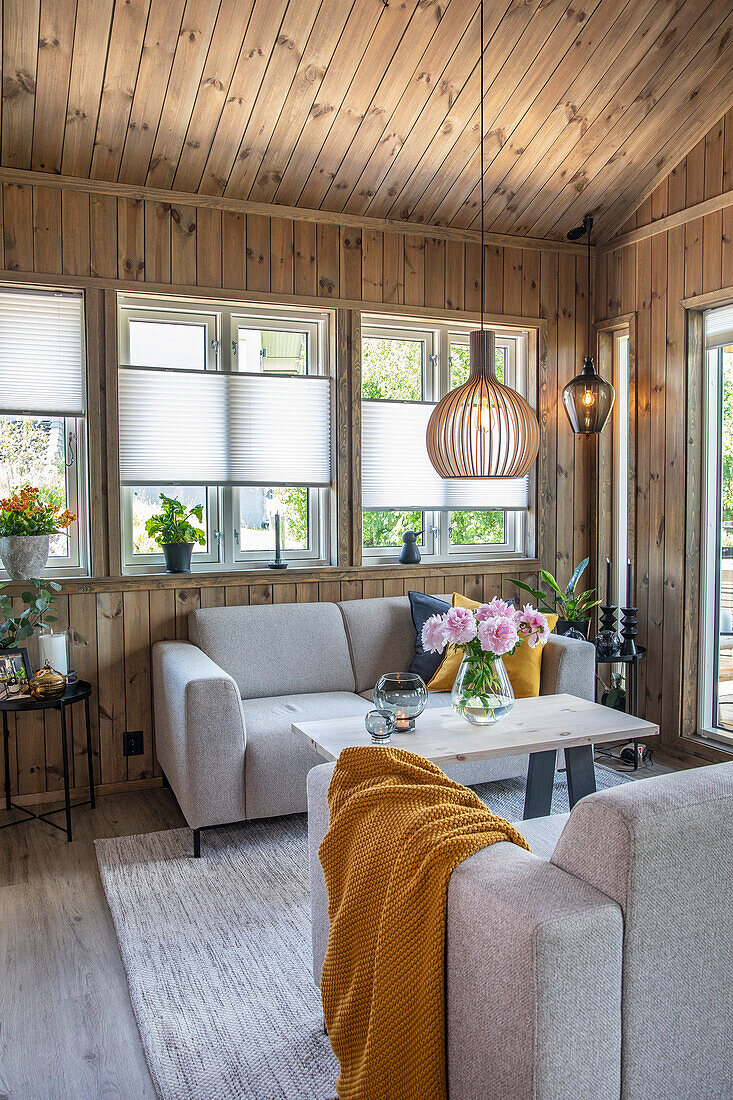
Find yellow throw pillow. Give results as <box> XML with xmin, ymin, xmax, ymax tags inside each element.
<box><xmin>426</xmin><ymin>592</ymin><xmax>557</xmax><ymax>698</ymax></box>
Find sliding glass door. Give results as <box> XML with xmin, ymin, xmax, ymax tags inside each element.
<box><xmin>700</xmin><ymin>308</ymin><xmax>733</xmax><ymax>743</ymax></box>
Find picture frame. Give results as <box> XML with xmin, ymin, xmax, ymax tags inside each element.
<box><xmin>0</xmin><ymin>647</ymin><xmax>32</xmax><ymax>700</ymax></box>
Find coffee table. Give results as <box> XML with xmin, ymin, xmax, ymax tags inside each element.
<box><xmin>292</xmin><ymin>692</ymin><xmax>658</xmax><ymax>819</ymax></box>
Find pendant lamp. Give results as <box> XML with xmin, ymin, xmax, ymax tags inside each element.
<box><xmin>426</xmin><ymin>0</ymin><xmax>540</xmax><ymax>480</ymax></box>
<box><xmin>562</xmin><ymin>215</ymin><xmax>615</xmax><ymax>434</ymax></box>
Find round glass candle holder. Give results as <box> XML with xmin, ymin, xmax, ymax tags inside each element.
<box><xmin>373</xmin><ymin>672</ymin><xmax>427</xmax><ymax>733</ymax></box>
<box><xmin>364</xmin><ymin>710</ymin><xmax>395</xmax><ymax>745</ymax></box>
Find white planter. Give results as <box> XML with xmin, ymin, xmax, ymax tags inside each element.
<box><xmin>0</xmin><ymin>534</ymin><xmax>50</xmax><ymax>581</ymax></box>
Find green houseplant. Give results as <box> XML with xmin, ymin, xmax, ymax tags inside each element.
<box><xmin>144</xmin><ymin>494</ymin><xmax>206</xmax><ymax>574</ymax></box>
<box><xmin>511</xmin><ymin>557</ymin><xmax>600</xmax><ymax>639</ymax></box>
<box><xmin>0</xmin><ymin>578</ymin><xmax>62</xmax><ymax>649</ymax></box>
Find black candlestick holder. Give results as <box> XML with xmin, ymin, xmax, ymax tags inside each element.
<box><xmin>620</xmin><ymin>606</ymin><xmax>638</xmax><ymax>657</ymax></box>
<box><xmin>599</xmin><ymin>604</ymin><xmax>618</xmax><ymax>632</ymax></box>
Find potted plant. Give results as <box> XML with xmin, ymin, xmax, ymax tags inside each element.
<box><xmin>511</xmin><ymin>557</ymin><xmax>600</xmax><ymax>639</ymax></box>
<box><xmin>0</xmin><ymin>578</ymin><xmax>63</xmax><ymax>685</ymax></box>
<box><xmin>421</xmin><ymin>598</ymin><xmax>549</xmax><ymax>726</ymax></box>
<box><xmin>600</xmin><ymin>671</ymin><xmax>626</xmax><ymax>711</ymax></box>
<box><xmin>145</xmin><ymin>494</ymin><xmax>206</xmax><ymax>573</ymax></box>
<box><xmin>0</xmin><ymin>485</ymin><xmax>76</xmax><ymax>580</ymax></box>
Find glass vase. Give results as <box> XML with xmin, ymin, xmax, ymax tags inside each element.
<box><xmin>451</xmin><ymin>655</ymin><xmax>515</xmax><ymax>726</ymax></box>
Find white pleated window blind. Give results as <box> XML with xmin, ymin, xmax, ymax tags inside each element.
<box><xmin>0</xmin><ymin>289</ymin><xmax>85</xmax><ymax>416</ymax></box>
<box><xmin>118</xmin><ymin>366</ymin><xmax>332</xmax><ymax>487</ymax></box>
<box><xmin>706</xmin><ymin>304</ymin><xmax>733</xmax><ymax>350</ymax></box>
<box><xmin>362</xmin><ymin>400</ymin><xmax>528</xmax><ymax>511</ymax></box>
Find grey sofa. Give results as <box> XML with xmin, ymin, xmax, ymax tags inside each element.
<box><xmin>152</xmin><ymin>593</ymin><xmax>595</xmax><ymax>852</ymax></box>
<box><xmin>307</xmin><ymin>760</ymin><xmax>733</xmax><ymax>1100</ymax></box>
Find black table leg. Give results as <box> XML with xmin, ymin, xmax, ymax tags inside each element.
<box><xmin>84</xmin><ymin>696</ymin><xmax>95</xmax><ymax>809</ymax></box>
<box><xmin>565</xmin><ymin>745</ymin><xmax>597</xmax><ymax>809</ymax></box>
<box><xmin>524</xmin><ymin>750</ymin><xmax>556</xmax><ymax>819</ymax></box>
<box><xmin>3</xmin><ymin>711</ymin><xmax>10</xmax><ymax>811</ymax></box>
<box><xmin>59</xmin><ymin>703</ymin><xmax>72</xmax><ymax>842</ymax></box>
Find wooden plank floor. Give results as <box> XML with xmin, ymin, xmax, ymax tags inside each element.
<box><xmin>0</xmin><ymin>757</ymin><xmax>675</xmax><ymax>1099</ymax></box>
<box><xmin>0</xmin><ymin>788</ymin><xmax>185</xmax><ymax>1099</ymax></box>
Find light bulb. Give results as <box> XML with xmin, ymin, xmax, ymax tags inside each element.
<box><xmin>473</xmin><ymin>395</ymin><xmax>494</xmax><ymax>434</ymax></box>
<box><xmin>581</xmin><ymin>388</ymin><xmax>595</xmax><ymax>407</ymax></box>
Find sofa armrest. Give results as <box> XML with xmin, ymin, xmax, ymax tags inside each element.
<box><xmin>540</xmin><ymin>634</ymin><xmax>595</xmax><ymax>699</ymax></box>
<box><xmin>152</xmin><ymin>641</ymin><xmax>247</xmax><ymax>829</ymax></box>
<box><xmin>307</xmin><ymin>761</ymin><xmax>336</xmax><ymax>985</ymax></box>
<box><xmin>446</xmin><ymin>843</ymin><xmax>622</xmax><ymax>1100</ymax></box>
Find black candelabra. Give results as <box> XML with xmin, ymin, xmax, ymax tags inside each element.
<box><xmin>620</xmin><ymin>558</ymin><xmax>637</xmax><ymax>657</ymax></box>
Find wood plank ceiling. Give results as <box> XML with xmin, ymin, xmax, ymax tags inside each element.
<box><xmin>2</xmin><ymin>0</ymin><xmax>732</xmax><ymax>244</ymax></box>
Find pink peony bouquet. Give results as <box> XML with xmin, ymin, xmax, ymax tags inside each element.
<box><xmin>422</xmin><ymin>599</ymin><xmax>549</xmax><ymax>724</ymax></box>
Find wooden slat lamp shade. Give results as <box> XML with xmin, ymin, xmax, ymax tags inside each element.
<box><xmin>426</xmin><ymin>329</ymin><xmax>539</xmax><ymax>479</ymax></box>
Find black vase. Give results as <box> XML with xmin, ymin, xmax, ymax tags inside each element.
<box><xmin>163</xmin><ymin>543</ymin><xmax>194</xmax><ymax>573</ymax></box>
<box><xmin>555</xmin><ymin>618</ymin><xmax>590</xmax><ymax>639</ymax></box>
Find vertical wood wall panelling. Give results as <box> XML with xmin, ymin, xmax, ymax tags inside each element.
<box><xmin>556</xmin><ymin>253</ymin><xmax>575</xmax><ymax>576</ymax></box>
<box><xmin>270</xmin><ymin>217</ymin><xmax>294</xmax><ymax>296</ymax></box>
<box><xmin>122</xmin><ymin>590</ymin><xmax>153</xmax><ymax>781</ymax></box>
<box><xmin>90</xmin><ymin>193</ymin><xmax>118</xmax><ymax>278</ymax></box>
<box><xmin>245</xmin><ymin>213</ymin><xmax>270</xmax><ymax>292</ymax></box>
<box><xmin>196</xmin><ymin>207</ymin><xmax>222</xmax><ymax>289</ymax></box>
<box><xmin>96</xmin><ymin>592</ymin><xmax>126</xmax><ymax>785</ymax></box>
<box><xmin>62</xmin><ymin>189</ymin><xmax>91</xmax><ymax>276</ymax></box>
<box><xmin>117</xmin><ymin>197</ymin><xmax>145</xmax><ymax>280</ymax></box>
<box><xmin>68</xmin><ymin>592</ymin><xmax>99</xmax><ymax>788</ymax></box>
<box><xmin>32</xmin><ymin>186</ymin><xmax>62</xmax><ymax>273</ymax></box>
<box><xmin>3</xmin><ymin>184</ymin><xmax>33</xmax><ymax>270</ymax></box>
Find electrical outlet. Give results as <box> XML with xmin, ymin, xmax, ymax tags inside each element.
<box><xmin>123</xmin><ymin>730</ymin><xmax>144</xmax><ymax>756</ymax></box>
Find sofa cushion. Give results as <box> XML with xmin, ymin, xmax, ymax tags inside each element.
<box><xmin>189</xmin><ymin>602</ymin><xmax>356</xmax><ymax>699</ymax></box>
<box><xmin>337</xmin><ymin>596</ymin><xmax>416</xmax><ymax>693</ymax></box>
<box><xmin>513</xmin><ymin>813</ymin><xmax>569</xmax><ymax>861</ymax></box>
<box><xmin>407</xmin><ymin>590</ymin><xmax>450</xmax><ymax>682</ymax></box>
<box><xmin>242</xmin><ymin>691</ymin><xmax>372</xmax><ymax>818</ymax></box>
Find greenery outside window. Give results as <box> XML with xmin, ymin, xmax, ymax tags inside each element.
<box><xmin>118</xmin><ymin>297</ymin><xmax>332</xmax><ymax>574</ymax></box>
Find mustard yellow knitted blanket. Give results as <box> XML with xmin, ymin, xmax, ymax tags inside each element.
<box><xmin>318</xmin><ymin>746</ymin><xmax>529</xmax><ymax>1100</ymax></box>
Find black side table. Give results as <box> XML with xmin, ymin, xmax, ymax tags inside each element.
<box><xmin>1</xmin><ymin>680</ymin><xmax>95</xmax><ymax>842</ymax></box>
<box><xmin>595</xmin><ymin>646</ymin><xmax>647</xmax><ymax>768</ymax></box>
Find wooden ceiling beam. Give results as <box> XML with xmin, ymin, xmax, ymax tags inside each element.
<box><xmin>0</xmin><ymin>165</ymin><xmax>588</xmax><ymax>254</ymax></box>
<box><xmin>598</xmin><ymin>189</ymin><xmax>733</xmax><ymax>253</ymax></box>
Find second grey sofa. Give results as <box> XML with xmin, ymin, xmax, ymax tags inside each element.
<box><xmin>307</xmin><ymin>759</ymin><xmax>733</xmax><ymax>1100</ymax></box>
<box><xmin>152</xmin><ymin>593</ymin><xmax>595</xmax><ymax>847</ymax></box>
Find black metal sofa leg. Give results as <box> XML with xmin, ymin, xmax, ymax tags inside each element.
<box><xmin>193</xmin><ymin>828</ymin><xmax>201</xmax><ymax>858</ymax></box>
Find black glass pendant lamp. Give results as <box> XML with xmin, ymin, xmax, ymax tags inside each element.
<box><xmin>562</xmin><ymin>215</ymin><xmax>615</xmax><ymax>434</ymax></box>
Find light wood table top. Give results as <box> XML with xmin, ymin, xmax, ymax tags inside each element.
<box><xmin>292</xmin><ymin>693</ymin><xmax>659</xmax><ymax>766</ymax></box>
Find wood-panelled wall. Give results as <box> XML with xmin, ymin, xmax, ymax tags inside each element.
<box><xmin>597</xmin><ymin>107</ymin><xmax>733</xmax><ymax>766</ymax></box>
<box><xmin>0</xmin><ymin>178</ymin><xmax>592</xmax><ymax>802</ymax></box>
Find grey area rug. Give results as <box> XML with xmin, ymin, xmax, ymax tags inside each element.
<box><xmin>96</xmin><ymin>765</ymin><xmax>630</xmax><ymax>1100</ymax></box>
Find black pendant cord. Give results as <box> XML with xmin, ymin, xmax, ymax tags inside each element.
<box><xmin>587</xmin><ymin>224</ymin><xmax>591</xmax><ymax>359</ymax></box>
<box><xmin>480</xmin><ymin>0</ymin><xmax>484</xmax><ymax>333</ymax></box>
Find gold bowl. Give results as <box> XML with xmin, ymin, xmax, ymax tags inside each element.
<box><xmin>29</xmin><ymin>662</ymin><xmax>67</xmax><ymax>701</ymax></box>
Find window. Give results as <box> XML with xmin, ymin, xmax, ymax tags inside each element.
<box><xmin>361</xmin><ymin>317</ymin><xmax>532</xmax><ymax>564</ymax></box>
<box><xmin>118</xmin><ymin>298</ymin><xmax>332</xmax><ymax>573</ymax></box>
<box><xmin>0</xmin><ymin>288</ymin><xmax>88</xmax><ymax>577</ymax></box>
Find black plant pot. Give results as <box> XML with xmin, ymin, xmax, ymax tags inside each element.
<box><xmin>601</xmin><ymin>690</ymin><xmax>626</xmax><ymax>712</ymax></box>
<box><xmin>555</xmin><ymin>618</ymin><xmax>590</xmax><ymax>639</ymax></box>
<box><xmin>163</xmin><ymin>543</ymin><xmax>194</xmax><ymax>573</ymax></box>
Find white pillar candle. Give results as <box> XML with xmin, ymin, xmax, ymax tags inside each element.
<box><xmin>38</xmin><ymin>631</ymin><xmax>68</xmax><ymax>675</ymax></box>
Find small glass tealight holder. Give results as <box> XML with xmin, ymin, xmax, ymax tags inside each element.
<box><xmin>364</xmin><ymin>710</ymin><xmax>396</xmax><ymax>745</ymax></box>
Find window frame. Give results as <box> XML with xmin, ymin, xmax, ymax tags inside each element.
<box><xmin>0</xmin><ymin>283</ymin><xmax>90</xmax><ymax>580</ymax></box>
<box><xmin>699</xmin><ymin>339</ymin><xmax>733</xmax><ymax>746</ymax></box>
<box><xmin>361</xmin><ymin>315</ymin><xmax>534</xmax><ymax>566</ymax></box>
<box><xmin>117</xmin><ymin>295</ymin><xmax>333</xmax><ymax>575</ymax></box>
